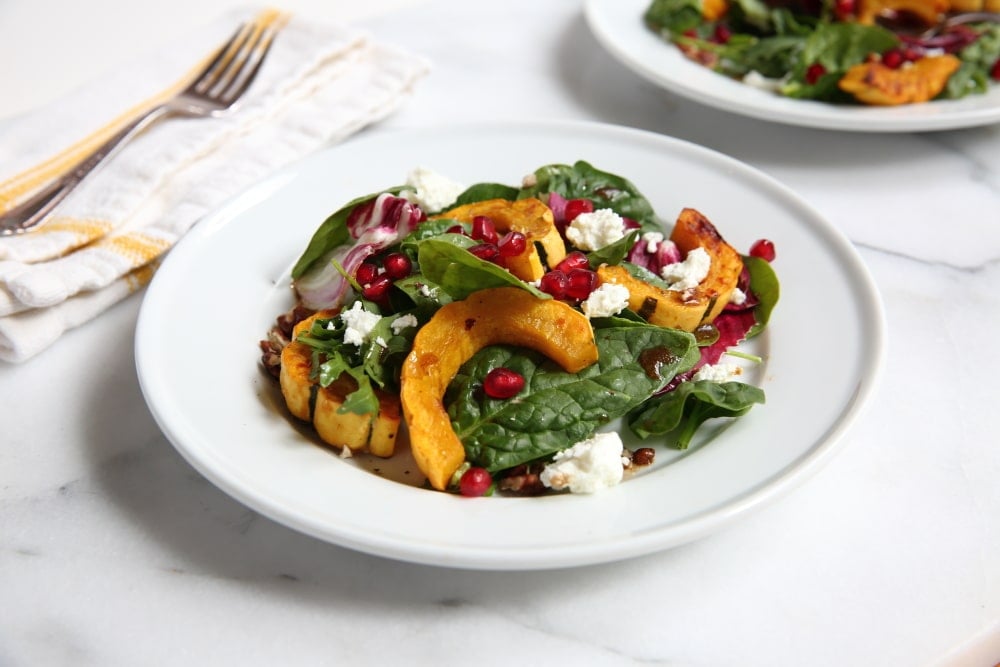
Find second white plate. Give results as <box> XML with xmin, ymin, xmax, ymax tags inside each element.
<box><xmin>136</xmin><ymin>120</ymin><xmax>885</xmax><ymax>570</ymax></box>
<box><xmin>585</xmin><ymin>0</ymin><xmax>1000</xmax><ymax>132</ymax></box>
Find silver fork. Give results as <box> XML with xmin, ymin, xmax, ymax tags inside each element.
<box><xmin>0</xmin><ymin>16</ymin><xmax>284</xmax><ymax>236</ymax></box>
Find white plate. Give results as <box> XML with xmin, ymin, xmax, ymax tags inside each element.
<box><xmin>135</xmin><ymin>121</ymin><xmax>885</xmax><ymax>570</ymax></box>
<box><xmin>584</xmin><ymin>0</ymin><xmax>1000</xmax><ymax>132</ymax></box>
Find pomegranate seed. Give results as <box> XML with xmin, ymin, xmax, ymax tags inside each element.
<box><xmin>712</xmin><ymin>24</ymin><xmax>732</xmax><ymax>43</ymax></box>
<box><xmin>468</xmin><ymin>243</ymin><xmax>500</xmax><ymax>262</ymax></box>
<box><xmin>565</xmin><ymin>268</ymin><xmax>598</xmax><ymax>301</ymax></box>
<box><xmin>459</xmin><ymin>467</ymin><xmax>493</xmax><ymax>497</ymax></box>
<box><xmin>382</xmin><ymin>252</ymin><xmax>412</xmax><ymax>280</ymax></box>
<box><xmin>362</xmin><ymin>275</ymin><xmax>393</xmax><ymax>302</ymax></box>
<box><xmin>991</xmin><ymin>59</ymin><xmax>1000</xmax><ymax>81</ymax></box>
<box><xmin>749</xmin><ymin>239</ymin><xmax>776</xmax><ymax>262</ymax></box>
<box><xmin>447</xmin><ymin>224</ymin><xmax>467</xmax><ymax>235</ymax></box>
<box><xmin>355</xmin><ymin>262</ymin><xmax>379</xmax><ymax>286</ymax></box>
<box><xmin>902</xmin><ymin>47</ymin><xmax>922</xmax><ymax>62</ymax></box>
<box><xmin>882</xmin><ymin>49</ymin><xmax>904</xmax><ymax>69</ymax></box>
<box><xmin>483</xmin><ymin>367</ymin><xmax>525</xmax><ymax>399</ymax></box>
<box><xmin>539</xmin><ymin>270</ymin><xmax>569</xmax><ymax>299</ymax></box>
<box><xmin>498</xmin><ymin>231</ymin><xmax>528</xmax><ymax>257</ymax></box>
<box><xmin>556</xmin><ymin>251</ymin><xmax>590</xmax><ymax>274</ymax></box>
<box><xmin>805</xmin><ymin>63</ymin><xmax>826</xmax><ymax>85</ymax></box>
<box><xmin>622</xmin><ymin>217</ymin><xmax>640</xmax><ymax>230</ymax></box>
<box><xmin>471</xmin><ymin>216</ymin><xmax>499</xmax><ymax>244</ymax></box>
<box><xmin>834</xmin><ymin>0</ymin><xmax>854</xmax><ymax>18</ymax></box>
<box><xmin>564</xmin><ymin>199</ymin><xmax>594</xmax><ymax>224</ymax></box>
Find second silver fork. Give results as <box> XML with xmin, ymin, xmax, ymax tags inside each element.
<box><xmin>0</xmin><ymin>14</ymin><xmax>285</xmax><ymax>236</ymax></box>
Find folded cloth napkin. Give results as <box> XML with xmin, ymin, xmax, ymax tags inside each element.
<box><xmin>0</xmin><ymin>6</ymin><xmax>428</xmax><ymax>363</ymax></box>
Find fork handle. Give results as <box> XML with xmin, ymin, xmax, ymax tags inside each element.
<box><xmin>0</xmin><ymin>104</ymin><xmax>171</xmax><ymax>236</ymax></box>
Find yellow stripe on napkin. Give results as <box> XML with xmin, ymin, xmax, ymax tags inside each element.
<box><xmin>0</xmin><ymin>7</ymin><xmax>288</xmax><ymax>215</ymax></box>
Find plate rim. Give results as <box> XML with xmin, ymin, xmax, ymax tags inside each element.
<box><xmin>135</xmin><ymin>119</ymin><xmax>887</xmax><ymax>569</ymax></box>
<box><xmin>583</xmin><ymin>0</ymin><xmax>1000</xmax><ymax>133</ymax></box>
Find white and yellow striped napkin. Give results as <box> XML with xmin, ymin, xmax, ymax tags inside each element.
<box><xmin>0</xmin><ymin>7</ymin><xmax>428</xmax><ymax>363</ymax></box>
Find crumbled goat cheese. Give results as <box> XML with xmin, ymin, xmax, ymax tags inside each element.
<box><xmin>565</xmin><ymin>208</ymin><xmax>626</xmax><ymax>251</ymax></box>
<box><xmin>581</xmin><ymin>283</ymin><xmax>630</xmax><ymax>319</ymax></box>
<box><xmin>661</xmin><ymin>247</ymin><xmax>711</xmax><ymax>291</ymax></box>
<box><xmin>340</xmin><ymin>301</ymin><xmax>381</xmax><ymax>347</ymax></box>
<box><xmin>540</xmin><ymin>432</ymin><xmax>625</xmax><ymax>494</ymax></box>
<box><xmin>729</xmin><ymin>287</ymin><xmax>747</xmax><ymax>306</ymax></box>
<box><xmin>692</xmin><ymin>362</ymin><xmax>743</xmax><ymax>383</ymax></box>
<box><xmin>521</xmin><ymin>173</ymin><xmax>537</xmax><ymax>188</ymax></box>
<box><xmin>418</xmin><ymin>283</ymin><xmax>439</xmax><ymax>299</ymax></box>
<box><xmin>339</xmin><ymin>446</ymin><xmax>353</xmax><ymax>459</ymax></box>
<box><xmin>390</xmin><ymin>313</ymin><xmax>419</xmax><ymax>335</ymax></box>
<box><xmin>742</xmin><ymin>70</ymin><xmax>785</xmax><ymax>92</ymax></box>
<box><xmin>404</xmin><ymin>167</ymin><xmax>465</xmax><ymax>213</ymax></box>
<box><xmin>642</xmin><ymin>231</ymin><xmax>664</xmax><ymax>253</ymax></box>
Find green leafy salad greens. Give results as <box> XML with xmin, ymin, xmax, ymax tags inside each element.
<box><xmin>644</xmin><ymin>0</ymin><xmax>1000</xmax><ymax>104</ymax></box>
<box><xmin>278</xmin><ymin>161</ymin><xmax>780</xmax><ymax>492</ymax></box>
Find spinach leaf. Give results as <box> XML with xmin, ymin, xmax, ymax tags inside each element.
<box><xmin>291</xmin><ymin>187</ymin><xmax>408</xmax><ymax>279</ymax></box>
<box><xmin>415</xmin><ymin>237</ymin><xmax>548</xmax><ymax>301</ymax></box>
<box><xmin>453</xmin><ymin>182</ymin><xmax>520</xmax><ymax>206</ymax></box>
<box><xmin>946</xmin><ymin>24</ymin><xmax>1000</xmax><ymax>99</ymax></box>
<box><xmin>519</xmin><ymin>161</ymin><xmax>657</xmax><ymax>227</ymax></box>
<box><xmin>745</xmin><ymin>255</ymin><xmax>780</xmax><ymax>338</ymax></box>
<box><xmin>446</xmin><ymin>323</ymin><xmax>698</xmax><ymax>471</ymax></box>
<box><xmin>628</xmin><ymin>380</ymin><xmax>765</xmax><ymax>449</ymax></box>
<box><xmin>587</xmin><ymin>229</ymin><xmax>640</xmax><ymax>268</ymax></box>
<box><xmin>781</xmin><ymin>22</ymin><xmax>897</xmax><ymax>99</ymax></box>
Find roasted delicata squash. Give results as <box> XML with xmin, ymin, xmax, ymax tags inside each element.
<box><xmin>596</xmin><ymin>208</ymin><xmax>743</xmax><ymax>332</ymax></box>
<box><xmin>855</xmin><ymin>0</ymin><xmax>949</xmax><ymax>25</ymax></box>
<box><xmin>701</xmin><ymin>0</ymin><xmax>728</xmax><ymax>20</ymax></box>
<box><xmin>838</xmin><ymin>55</ymin><xmax>961</xmax><ymax>106</ymax></box>
<box><xmin>279</xmin><ymin>311</ymin><xmax>401</xmax><ymax>457</ymax></box>
<box><xmin>433</xmin><ymin>198</ymin><xmax>567</xmax><ymax>282</ymax></box>
<box><xmin>400</xmin><ymin>287</ymin><xmax>599</xmax><ymax>490</ymax></box>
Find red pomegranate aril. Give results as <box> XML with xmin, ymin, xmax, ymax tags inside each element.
<box><xmin>749</xmin><ymin>238</ymin><xmax>776</xmax><ymax>262</ymax></box>
<box><xmin>471</xmin><ymin>215</ymin><xmax>499</xmax><ymax>244</ymax></box>
<box><xmin>382</xmin><ymin>252</ymin><xmax>412</xmax><ymax>280</ymax></box>
<box><xmin>556</xmin><ymin>251</ymin><xmax>590</xmax><ymax>274</ymax></box>
<box><xmin>483</xmin><ymin>367</ymin><xmax>525</xmax><ymax>399</ymax></box>
<box><xmin>622</xmin><ymin>217</ymin><xmax>640</xmax><ymax>230</ymax></box>
<box><xmin>539</xmin><ymin>270</ymin><xmax>569</xmax><ymax>299</ymax></box>
<box><xmin>991</xmin><ymin>58</ymin><xmax>1000</xmax><ymax>81</ymax></box>
<box><xmin>355</xmin><ymin>262</ymin><xmax>380</xmax><ymax>286</ymax></box>
<box><xmin>713</xmin><ymin>24</ymin><xmax>732</xmax><ymax>43</ymax></box>
<box><xmin>459</xmin><ymin>467</ymin><xmax>493</xmax><ymax>497</ymax></box>
<box><xmin>834</xmin><ymin>0</ymin><xmax>854</xmax><ymax>18</ymax></box>
<box><xmin>805</xmin><ymin>63</ymin><xmax>826</xmax><ymax>85</ymax></box>
<box><xmin>882</xmin><ymin>49</ymin><xmax>904</xmax><ymax>69</ymax></box>
<box><xmin>468</xmin><ymin>243</ymin><xmax>500</xmax><ymax>262</ymax></box>
<box><xmin>498</xmin><ymin>231</ymin><xmax>528</xmax><ymax>257</ymax></box>
<box><xmin>565</xmin><ymin>268</ymin><xmax>598</xmax><ymax>300</ymax></box>
<box><xmin>362</xmin><ymin>275</ymin><xmax>393</xmax><ymax>302</ymax></box>
<box><xmin>564</xmin><ymin>198</ymin><xmax>594</xmax><ymax>224</ymax></box>
<box><xmin>447</xmin><ymin>224</ymin><xmax>467</xmax><ymax>235</ymax></box>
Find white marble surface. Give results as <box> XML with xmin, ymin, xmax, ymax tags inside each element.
<box><xmin>2</xmin><ymin>0</ymin><xmax>999</xmax><ymax>665</ymax></box>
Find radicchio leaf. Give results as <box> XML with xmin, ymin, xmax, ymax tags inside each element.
<box><xmin>295</xmin><ymin>193</ymin><xmax>422</xmax><ymax>310</ymax></box>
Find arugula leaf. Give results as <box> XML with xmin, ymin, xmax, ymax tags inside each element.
<box><xmin>628</xmin><ymin>380</ymin><xmax>765</xmax><ymax>448</ymax></box>
<box><xmin>447</xmin><ymin>323</ymin><xmax>699</xmax><ymax>471</ymax></box>
<box><xmin>781</xmin><ymin>22</ymin><xmax>897</xmax><ymax>100</ymax></box>
<box><xmin>415</xmin><ymin>237</ymin><xmax>548</xmax><ymax>301</ymax></box>
<box><xmin>644</xmin><ymin>0</ymin><xmax>703</xmax><ymax>35</ymax></box>
<box><xmin>291</xmin><ymin>187</ymin><xmax>408</xmax><ymax>279</ymax></box>
<box><xmin>519</xmin><ymin>160</ymin><xmax>658</xmax><ymax>227</ymax></box>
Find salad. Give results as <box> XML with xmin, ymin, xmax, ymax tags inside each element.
<box><xmin>259</xmin><ymin>161</ymin><xmax>779</xmax><ymax>497</ymax></box>
<box><xmin>644</xmin><ymin>0</ymin><xmax>1000</xmax><ymax>105</ymax></box>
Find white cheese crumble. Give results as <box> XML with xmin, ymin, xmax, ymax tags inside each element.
<box><xmin>692</xmin><ymin>362</ymin><xmax>743</xmax><ymax>383</ymax></box>
<box><xmin>729</xmin><ymin>287</ymin><xmax>747</xmax><ymax>306</ymax></box>
<box><xmin>661</xmin><ymin>247</ymin><xmax>711</xmax><ymax>291</ymax></box>
<box><xmin>581</xmin><ymin>283</ymin><xmax>630</xmax><ymax>319</ymax></box>
<box><xmin>742</xmin><ymin>70</ymin><xmax>785</xmax><ymax>93</ymax></box>
<box><xmin>565</xmin><ymin>208</ymin><xmax>626</xmax><ymax>251</ymax></box>
<box><xmin>339</xmin><ymin>446</ymin><xmax>353</xmax><ymax>459</ymax></box>
<box><xmin>390</xmin><ymin>313</ymin><xmax>418</xmax><ymax>335</ymax></box>
<box><xmin>340</xmin><ymin>301</ymin><xmax>381</xmax><ymax>347</ymax></box>
<box><xmin>418</xmin><ymin>283</ymin><xmax>439</xmax><ymax>299</ymax></box>
<box><xmin>404</xmin><ymin>167</ymin><xmax>465</xmax><ymax>213</ymax></box>
<box><xmin>540</xmin><ymin>432</ymin><xmax>625</xmax><ymax>494</ymax></box>
<box><xmin>641</xmin><ymin>231</ymin><xmax>664</xmax><ymax>253</ymax></box>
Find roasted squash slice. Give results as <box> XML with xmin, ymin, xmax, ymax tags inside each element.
<box><xmin>433</xmin><ymin>198</ymin><xmax>566</xmax><ymax>282</ymax></box>
<box><xmin>596</xmin><ymin>208</ymin><xmax>743</xmax><ymax>332</ymax></box>
<box><xmin>838</xmin><ymin>55</ymin><xmax>961</xmax><ymax>106</ymax></box>
<box><xmin>400</xmin><ymin>287</ymin><xmax>599</xmax><ymax>490</ymax></box>
<box><xmin>701</xmin><ymin>0</ymin><xmax>728</xmax><ymax>20</ymax></box>
<box><xmin>855</xmin><ymin>0</ymin><xmax>948</xmax><ymax>24</ymax></box>
<box><xmin>279</xmin><ymin>310</ymin><xmax>401</xmax><ymax>457</ymax></box>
